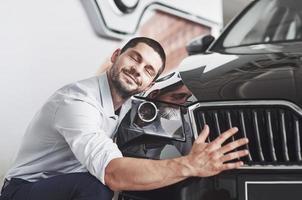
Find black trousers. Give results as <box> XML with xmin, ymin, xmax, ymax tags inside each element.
<box><xmin>0</xmin><ymin>172</ymin><xmax>113</xmax><ymax>200</ymax></box>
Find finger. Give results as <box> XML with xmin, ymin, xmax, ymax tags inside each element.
<box><xmin>195</xmin><ymin>124</ymin><xmax>209</xmax><ymax>144</ymax></box>
<box><xmin>221</xmin><ymin>161</ymin><xmax>244</xmax><ymax>171</ymax></box>
<box><xmin>221</xmin><ymin>150</ymin><xmax>249</xmax><ymax>162</ymax></box>
<box><xmin>213</xmin><ymin>127</ymin><xmax>238</xmax><ymax>145</ymax></box>
<box><xmin>220</xmin><ymin>138</ymin><xmax>249</xmax><ymax>154</ymax></box>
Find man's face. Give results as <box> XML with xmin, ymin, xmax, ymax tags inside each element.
<box><xmin>109</xmin><ymin>43</ymin><xmax>163</xmax><ymax>97</ymax></box>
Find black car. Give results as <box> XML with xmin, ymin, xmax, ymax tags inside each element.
<box><xmin>116</xmin><ymin>0</ymin><xmax>302</xmax><ymax>199</ymax></box>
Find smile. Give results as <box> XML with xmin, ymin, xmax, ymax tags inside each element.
<box><xmin>123</xmin><ymin>71</ymin><xmax>138</xmax><ymax>85</ymax></box>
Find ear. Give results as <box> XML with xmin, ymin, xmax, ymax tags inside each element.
<box><xmin>111</xmin><ymin>48</ymin><xmax>121</xmax><ymax>63</ymax></box>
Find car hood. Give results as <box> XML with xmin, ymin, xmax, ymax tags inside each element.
<box><xmin>179</xmin><ymin>49</ymin><xmax>302</xmax><ymax>108</ymax></box>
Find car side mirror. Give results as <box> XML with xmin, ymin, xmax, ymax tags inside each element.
<box><xmin>186</xmin><ymin>35</ymin><xmax>215</xmax><ymax>55</ymax></box>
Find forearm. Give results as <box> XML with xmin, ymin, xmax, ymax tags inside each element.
<box><xmin>104</xmin><ymin>126</ymin><xmax>249</xmax><ymax>191</ymax></box>
<box><xmin>104</xmin><ymin>156</ymin><xmax>192</xmax><ymax>191</ymax></box>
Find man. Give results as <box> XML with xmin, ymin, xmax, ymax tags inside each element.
<box><xmin>0</xmin><ymin>37</ymin><xmax>249</xmax><ymax>200</ymax></box>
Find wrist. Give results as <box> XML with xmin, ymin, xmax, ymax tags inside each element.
<box><xmin>173</xmin><ymin>156</ymin><xmax>196</xmax><ymax>178</ymax></box>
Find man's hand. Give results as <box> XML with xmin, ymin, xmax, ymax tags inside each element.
<box><xmin>184</xmin><ymin>125</ymin><xmax>249</xmax><ymax>177</ymax></box>
<box><xmin>105</xmin><ymin>125</ymin><xmax>249</xmax><ymax>191</ymax></box>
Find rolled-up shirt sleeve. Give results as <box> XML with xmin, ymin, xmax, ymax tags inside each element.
<box><xmin>54</xmin><ymin>99</ymin><xmax>123</xmax><ymax>184</ymax></box>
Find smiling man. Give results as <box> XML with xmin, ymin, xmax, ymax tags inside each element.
<box><xmin>108</xmin><ymin>40</ymin><xmax>164</xmax><ymax>109</ymax></box>
<box><xmin>0</xmin><ymin>37</ymin><xmax>249</xmax><ymax>200</ymax></box>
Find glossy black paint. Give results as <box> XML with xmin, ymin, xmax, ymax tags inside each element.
<box><xmin>180</xmin><ymin>47</ymin><xmax>302</xmax><ymax>108</ymax></box>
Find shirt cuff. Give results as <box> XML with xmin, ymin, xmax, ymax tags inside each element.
<box><xmin>94</xmin><ymin>143</ymin><xmax>123</xmax><ymax>185</ymax></box>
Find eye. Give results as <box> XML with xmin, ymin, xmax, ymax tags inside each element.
<box><xmin>145</xmin><ymin>69</ymin><xmax>152</xmax><ymax>76</ymax></box>
<box><xmin>130</xmin><ymin>56</ymin><xmax>138</xmax><ymax>62</ymax></box>
<box><xmin>145</xmin><ymin>66</ymin><xmax>155</xmax><ymax>77</ymax></box>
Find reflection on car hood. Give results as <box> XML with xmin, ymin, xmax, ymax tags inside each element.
<box><xmin>217</xmin><ymin>42</ymin><xmax>302</xmax><ymax>55</ymax></box>
<box><xmin>179</xmin><ymin>49</ymin><xmax>302</xmax><ymax>108</ymax></box>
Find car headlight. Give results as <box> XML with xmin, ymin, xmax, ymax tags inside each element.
<box><xmin>131</xmin><ymin>98</ymin><xmax>186</xmax><ymax>141</ymax></box>
<box><xmin>138</xmin><ymin>101</ymin><xmax>158</xmax><ymax>122</ymax></box>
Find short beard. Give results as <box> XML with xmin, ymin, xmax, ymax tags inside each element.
<box><xmin>112</xmin><ymin>77</ymin><xmax>134</xmax><ymax>99</ymax></box>
<box><xmin>109</xmin><ymin>65</ymin><xmax>137</xmax><ymax>99</ymax></box>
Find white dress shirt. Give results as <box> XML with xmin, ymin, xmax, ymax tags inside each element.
<box><xmin>5</xmin><ymin>73</ymin><xmax>124</xmax><ymax>184</ymax></box>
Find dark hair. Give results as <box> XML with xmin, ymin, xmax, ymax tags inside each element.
<box><xmin>120</xmin><ymin>37</ymin><xmax>166</xmax><ymax>80</ymax></box>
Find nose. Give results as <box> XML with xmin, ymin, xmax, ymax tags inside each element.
<box><xmin>129</xmin><ymin>65</ymin><xmax>142</xmax><ymax>78</ymax></box>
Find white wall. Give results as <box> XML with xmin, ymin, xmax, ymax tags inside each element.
<box><xmin>0</xmin><ymin>0</ymin><xmax>120</xmax><ymax>181</ymax></box>
<box><xmin>0</xmin><ymin>0</ymin><xmax>222</xmax><ymax>183</ymax></box>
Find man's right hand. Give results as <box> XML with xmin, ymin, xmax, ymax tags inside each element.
<box><xmin>105</xmin><ymin>124</ymin><xmax>249</xmax><ymax>191</ymax></box>
<box><xmin>183</xmin><ymin>125</ymin><xmax>249</xmax><ymax>177</ymax></box>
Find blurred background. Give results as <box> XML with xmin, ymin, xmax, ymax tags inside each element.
<box><xmin>0</xmin><ymin>0</ymin><xmax>252</xmax><ymax>184</ymax></box>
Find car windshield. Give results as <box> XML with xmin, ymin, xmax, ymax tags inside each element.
<box><xmin>223</xmin><ymin>0</ymin><xmax>302</xmax><ymax>48</ymax></box>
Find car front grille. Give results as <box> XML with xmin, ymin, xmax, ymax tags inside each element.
<box><xmin>189</xmin><ymin>100</ymin><xmax>302</xmax><ymax>166</ymax></box>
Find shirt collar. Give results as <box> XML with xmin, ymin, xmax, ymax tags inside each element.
<box><xmin>98</xmin><ymin>73</ymin><xmax>117</xmax><ymax>118</ymax></box>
